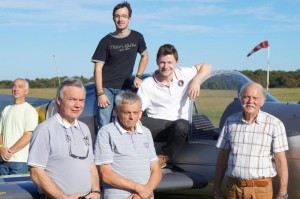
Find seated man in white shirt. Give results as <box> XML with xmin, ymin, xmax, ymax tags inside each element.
<box><xmin>137</xmin><ymin>44</ymin><xmax>212</xmax><ymax>168</ymax></box>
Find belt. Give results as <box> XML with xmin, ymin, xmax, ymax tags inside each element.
<box><xmin>228</xmin><ymin>177</ymin><xmax>272</xmax><ymax>187</ymax></box>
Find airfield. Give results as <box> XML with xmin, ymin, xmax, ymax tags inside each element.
<box><xmin>0</xmin><ymin>71</ymin><xmax>299</xmax><ymax>199</ymax></box>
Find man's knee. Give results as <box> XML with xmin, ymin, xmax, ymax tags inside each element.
<box><xmin>174</xmin><ymin>119</ymin><xmax>189</xmax><ymax>137</ymax></box>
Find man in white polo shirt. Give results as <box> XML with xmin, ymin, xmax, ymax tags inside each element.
<box><xmin>94</xmin><ymin>91</ymin><xmax>162</xmax><ymax>199</ymax></box>
<box><xmin>137</xmin><ymin>44</ymin><xmax>212</xmax><ymax>168</ymax></box>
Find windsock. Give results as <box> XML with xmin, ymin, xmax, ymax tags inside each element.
<box><xmin>247</xmin><ymin>41</ymin><xmax>269</xmax><ymax>57</ymax></box>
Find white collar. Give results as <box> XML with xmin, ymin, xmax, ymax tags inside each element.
<box><xmin>54</xmin><ymin>113</ymin><xmax>79</xmax><ymax>129</ymax></box>
<box><xmin>115</xmin><ymin>117</ymin><xmax>143</xmax><ymax>135</ymax></box>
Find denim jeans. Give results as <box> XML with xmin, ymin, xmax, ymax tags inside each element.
<box><xmin>0</xmin><ymin>161</ymin><xmax>29</xmax><ymax>175</ymax></box>
<box><xmin>96</xmin><ymin>88</ymin><xmax>123</xmax><ymax>129</ymax></box>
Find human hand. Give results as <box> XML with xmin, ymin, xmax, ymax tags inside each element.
<box><xmin>133</xmin><ymin>77</ymin><xmax>142</xmax><ymax>88</ymax></box>
<box><xmin>97</xmin><ymin>95</ymin><xmax>110</xmax><ymax>108</ymax></box>
<box><xmin>214</xmin><ymin>190</ymin><xmax>224</xmax><ymax>199</ymax></box>
<box><xmin>188</xmin><ymin>79</ymin><xmax>200</xmax><ymax>100</ymax></box>
<box><xmin>0</xmin><ymin>147</ymin><xmax>13</xmax><ymax>161</ymax></box>
<box><xmin>274</xmin><ymin>194</ymin><xmax>286</xmax><ymax>199</ymax></box>
<box><xmin>84</xmin><ymin>191</ymin><xmax>101</xmax><ymax>199</ymax></box>
<box><xmin>127</xmin><ymin>193</ymin><xmax>142</xmax><ymax>199</ymax></box>
<box><xmin>135</xmin><ymin>184</ymin><xmax>153</xmax><ymax>199</ymax></box>
<box><xmin>64</xmin><ymin>193</ymin><xmax>81</xmax><ymax>199</ymax></box>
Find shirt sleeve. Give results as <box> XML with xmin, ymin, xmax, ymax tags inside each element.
<box><xmin>94</xmin><ymin>127</ymin><xmax>114</xmax><ymax>165</ymax></box>
<box><xmin>138</xmin><ymin>33</ymin><xmax>147</xmax><ymax>55</ymax></box>
<box><xmin>27</xmin><ymin>125</ymin><xmax>50</xmax><ymax>168</ymax></box>
<box><xmin>24</xmin><ymin>105</ymin><xmax>38</xmax><ymax>132</ymax></box>
<box><xmin>137</xmin><ymin>82</ymin><xmax>150</xmax><ymax>112</ymax></box>
<box><xmin>216</xmin><ymin>120</ymin><xmax>231</xmax><ymax>150</ymax></box>
<box><xmin>272</xmin><ymin>120</ymin><xmax>289</xmax><ymax>153</ymax></box>
<box><xmin>143</xmin><ymin>127</ymin><xmax>158</xmax><ymax>162</ymax></box>
<box><xmin>91</xmin><ymin>36</ymin><xmax>108</xmax><ymax>63</ymax></box>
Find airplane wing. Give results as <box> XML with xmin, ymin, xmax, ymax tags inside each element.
<box><xmin>0</xmin><ymin>169</ymin><xmax>208</xmax><ymax>199</ymax></box>
<box><xmin>156</xmin><ymin>168</ymin><xmax>208</xmax><ymax>191</ymax></box>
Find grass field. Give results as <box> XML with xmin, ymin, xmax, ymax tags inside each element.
<box><xmin>1</xmin><ymin>87</ymin><xmax>299</xmax><ymax>127</ymax></box>
<box><xmin>1</xmin><ymin>87</ymin><xmax>299</xmax><ymax>101</ymax></box>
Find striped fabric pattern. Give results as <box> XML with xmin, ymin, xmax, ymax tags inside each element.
<box><xmin>94</xmin><ymin>119</ymin><xmax>157</xmax><ymax>199</ymax></box>
<box><xmin>216</xmin><ymin>110</ymin><xmax>289</xmax><ymax>180</ymax></box>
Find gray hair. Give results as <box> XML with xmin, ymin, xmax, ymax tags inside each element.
<box><xmin>115</xmin><ymin>91</ymin><xmax>142</xmax><ymax>109</ymax></box>
<box><xmin>13</xmin><ymin>78</ymin><xmax>29</xmax><ymax>90</ymax></box>
<box><xmin>239</xmin><ymin>82</ymin><xmax>266</xmax><ymax>102</ymax></box>
<box><xmin>56</xmin><ymin>77</ymin><xmax>85</xmax><ymax>99</ymax></box>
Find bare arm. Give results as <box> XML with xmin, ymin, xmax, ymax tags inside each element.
<box><xmin>30</xmin><ymin>167</ymin><xmax>81</xmax><ymax>199</ymax></box>
<box><xmin>133</xmin><ymin>51</ymin><xmax>149</xmax><ymax>88</ymax></box>
<box><xmin>0</xmin><ymin>133</ymin><xmax>12</xmax><ymax>161</ymax></box>
<box><xmin>85</xmin><ymin>163</ymin><xmax>101</xmax><ymax>199</ymax></box>
<box><xmin>214</xmin><ymin>149</ymin><xmax>229</xmax><ymax>199</ymax></box>
<box><xmin>99</xmin><ymin>164</ymin><xmax>153</xmax><ymax>199</ymax></box>
<box><xmin>145</xmin><ymin>161</ymin><xmax>162</xmax><ymax>191</ymax></box>
<box><xmin>274</xmin><ymin>151</ymin><xmax>288</xmax><ymax>198</ymax></box>
<box><xmin>94</xmin><ymin>62</ymin><xmax>110</xmax><ymax>108</ymax></box>
<box><xmin>188</xmin><ymin>63</ymin><xmax>212</xmax><ymax>99</ymax></box>
<box><xmin>9</xmin><ymin>131</ymin><xmax>32</xmax><ymax>154</ymax></box>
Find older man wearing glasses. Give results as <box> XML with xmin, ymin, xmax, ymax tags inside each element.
<box><xmin>28</xmin><ymin>78</ymin><xmax>101</xmax><ymax>199</ymax></box>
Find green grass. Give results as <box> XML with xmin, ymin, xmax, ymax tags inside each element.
<box><xmin>0</xmin><ymin>88</ymin><xmax>56</xmax><ymax>99</ymax></box>
<box><xmin>195</xmin><ymin>88</ymin><xmax>300</xmax><ymax>127</ymax></box>
<box><xmin>268</xmin><ymin>88</ymin><xmax>300</xmax><ymax>103</ymax></box>
<box><xmin>1</xmin><ymin>87</ymin><xmax>299</xmax><ymax>127</ymax></box>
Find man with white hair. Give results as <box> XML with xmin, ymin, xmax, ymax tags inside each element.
<box><xmin>214</xmin><ymin>82</ymin><xmax>289</xmax><ymax>199</ymax></box>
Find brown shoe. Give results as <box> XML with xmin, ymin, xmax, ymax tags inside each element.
<box><xmin>157</xmin><ymin>154</ymin><xmax>169</xmax><ymax>169</ymax></box>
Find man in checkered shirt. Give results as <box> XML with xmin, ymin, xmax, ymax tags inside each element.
<box><xmin>214</xmin><ymin>82</ymin><xmax>289</xmax><ymax>199</ymax></box>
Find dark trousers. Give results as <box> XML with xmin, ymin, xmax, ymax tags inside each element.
<box><xmin>140</xmin><ymin>117</ymin><xmax>189</xmax><ymax>159</ymax></box>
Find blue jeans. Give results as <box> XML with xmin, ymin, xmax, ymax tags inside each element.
<box><xmin>96</xmin><ymin>88</ymin><xmax>122</xmax><ymax>129</ymax></box>
<box><xmin>0</xmin><ymin>161</ymin><xmax>28</xmax><ymax>175</ymax></box>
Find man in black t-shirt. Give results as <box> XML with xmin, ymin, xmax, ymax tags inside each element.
<box><xmin>91</xmin><ymin>1</ymin><xmax>148</xmax><ymax>129</ymax></box>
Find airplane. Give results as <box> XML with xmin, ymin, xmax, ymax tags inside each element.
<box><xmin>0</xmin><ymin>70</ymin><xmax>299</xmax><ymax>199</ymax></box>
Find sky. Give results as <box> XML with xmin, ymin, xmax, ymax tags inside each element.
<box><xmin>0</xmin><ymin>0</ymin><xmax>299</xmax><ymax>81</ymax></box>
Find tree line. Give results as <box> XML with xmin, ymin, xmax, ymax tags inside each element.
<box><xmin>0</xmin><ymin>70</ymin><xmax>299</xmax><ymax>89</ymax></box>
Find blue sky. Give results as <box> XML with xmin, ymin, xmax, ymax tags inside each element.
<box><xmin>0</xmin><ymin>0</ymin><xmax>299</xmax><ymax>81</ymax></box>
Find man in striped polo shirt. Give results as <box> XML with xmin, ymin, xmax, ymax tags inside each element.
<box><xmin>94</xmin><ymin>91</ymin><xmax>162</xmax><ymax>199</ymax></box>
<box><xmin>214</xmin><ymin>82</ymin><xmax>289</xmax><ymax>199</ymax></box>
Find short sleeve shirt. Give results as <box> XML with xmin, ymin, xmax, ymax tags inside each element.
<box><xmin>28</xmin><ymin>114</ymin><xmax>94</xmax><ymax>195</ymax></box>
<box><xmin>216</xmin><ymin>110</ymin><xmax>289</xmax><ymax>180</ymax></box>
<box><xmin>137</xmin><ymin>66</ymin><xmax>197</xmax><ymax>121</ymax></box>
<box><xmin>94</xmin><ymin>118</ymin><xmax>157</xmax><ymax>199</ymax></box>
<box><xmin>0</xmin><ymin>102</ymin><xmax>38</xmax><ymax>162</ymax></box>
<box><xmin>91</xmin><ymin>30</ymin><xmax>147</xmax><ymax>89</ymax></box>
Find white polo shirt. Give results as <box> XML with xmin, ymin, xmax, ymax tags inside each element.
<box><xmin>137</xmin><ymin>66</ymin><xmax>197</xmax><ymax>121</ymax></box>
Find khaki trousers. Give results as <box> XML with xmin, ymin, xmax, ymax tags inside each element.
<box><xmin>227</xmin><ymin>178</ymin><xmax>273</xmax><ymax>199</ymax></box>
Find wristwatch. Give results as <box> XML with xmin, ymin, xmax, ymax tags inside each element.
<box><xmin>278</xmin><ymin>192</ymin><xmax>288</xmax><ymax>199</ymax></box>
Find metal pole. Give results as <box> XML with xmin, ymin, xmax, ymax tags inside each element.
<box><xmin>267</xmin><ymin>47</ymin><xmax>270</xmax><ymax>91</ymax></box>
<box><xmin>53</xmin><ymin>55</ymin><xmax>61</xmax><ymax>85</ymax></box>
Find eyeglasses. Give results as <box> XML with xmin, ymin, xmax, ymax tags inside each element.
<box><xmin>64</xmin><ymin>125</ymin><xmax>89</xmax><ymax>160</ymax></box>
<box><xmin>114</xmin><ymin>14</ymin><xmax>129</xmax><ymax>19</ymax></box>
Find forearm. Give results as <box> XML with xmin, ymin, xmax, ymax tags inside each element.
<box><xmin>214</xmin><ymin>149</ymin><xmax>229</xmax><ymax>195</ymax></box>
<box><xmin>102</xmin><ymin>169</ymin><xmax>140</xmax><ymax>192</ymax></box>
<box><xmin>275</xmin><ymin>152</ymin><xmax>289</xmax><ymax>193</ymax></box>
<box><xmin>30</xmin><ymin>167</ymin><xmax>67</xmax><ymax>199</ymax></box>
<box><xmin>9</xmin><ymin>131</ymin><xmax>32</xmax><ymax>154</ymax></box>
<box><xmin>146</xmin><ymin>162</ymin><xmax>162</xmax><ymax>190</ymax></box>
<box><xmin>193</xmin><ymin>63</ymin><xmax>212</xmax><ymax>84</ymax></box>
<box><xmin>90</xmin><ymin>163</ymin><xmax>100</xmax><ymax>192</ymax></box>
<box><xmin>136</xmin><ymin>52</ymin><xmax>148</xmax><ymax>75</ymax></box>
<box><xmin>94</xmin><ymin>63</ymin><xmax>104</xmax><ymax>93</ymax></box>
